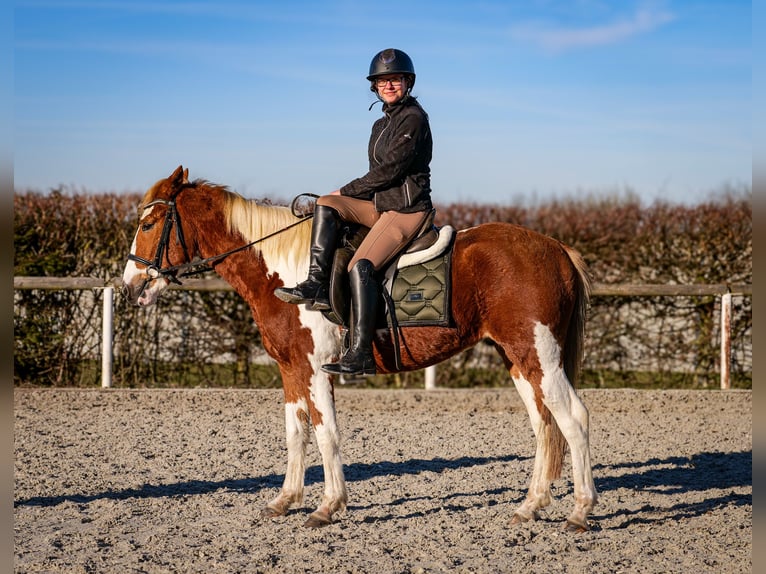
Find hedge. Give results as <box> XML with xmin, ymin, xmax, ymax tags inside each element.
<box><xmin>14</xmin><ymin>184</ymin><xmax>752</xmax><ymax>388</ymax></box>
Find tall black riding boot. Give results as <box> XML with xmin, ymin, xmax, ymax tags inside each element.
<box><xmin>322</xmin><ymin>259</ymin><xmax>378</xmax><ymax>376</ymax></box>
<box><xmin>274</xmin><ymin>205</ymin><xmax>339</xmax><ymax>310</ymax></box>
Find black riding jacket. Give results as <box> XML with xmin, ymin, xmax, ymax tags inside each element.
<box><xmin>340</xmin><ymin>96</ymin><xmax>433</xmax><ymax>214</ymax></box>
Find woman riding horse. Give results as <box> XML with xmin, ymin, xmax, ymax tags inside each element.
<box><xmin>274</xmin><ymin>48</ymin><xmax>434</xmax><ymax>377</ymax></box>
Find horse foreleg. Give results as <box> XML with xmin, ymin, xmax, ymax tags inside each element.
<box><xmin>304</xmin><ymin>376</ymin><xmax>347</xmax><ymax>528</ymax></box>
<box><xmin>261</xmin><ymin>399</ymin><xmax>310</xmax><ymax>519</ymax></box>
<box><xmin>510</xmin><ymin>370</ymin><xmax>557</xmax><ymax>524</ymax></box>
<box><xmin>304</xmin><ymin>420</ymin><xmax>347</xmax><ymax>527</ymax></box>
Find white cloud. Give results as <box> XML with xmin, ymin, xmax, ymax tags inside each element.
<box><xmin>510</xmin><ymin>5</ymin><xmax>675</xmax><ymax>52</ymax></box>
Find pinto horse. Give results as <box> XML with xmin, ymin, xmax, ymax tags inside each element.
<box><xmin>121</xmin><ymin>166</ymin><xmax>597</xmax><ymax>531</ymax></box>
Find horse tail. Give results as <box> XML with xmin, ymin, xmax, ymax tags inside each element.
<box><xmin>541</xmin><ymin>408</ymin><xmax>568</xmax><ymax>481</ymax></box>
<box><xmin>562</xmin><ymin>244</ymin><xmax>592</xmax><ymax>389</ymax></box>
<box><xmin>540</xmin><ymin>244</ymin><xmax>591</xmax><ymax>482</ymax></box>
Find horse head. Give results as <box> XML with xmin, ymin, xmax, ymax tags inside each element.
<box><xmin>122</xmin><ymin>165</ymin><xmax>192</xmax><ymax>307</ymax></box>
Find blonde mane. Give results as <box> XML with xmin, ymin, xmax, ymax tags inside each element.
<box><xmin>142</xmin><ymin>174</ymin><xmax>313</xmax><ymax>267</ymax></box>
<box><xmin>221</xmin><ymin>189</ymin><xmax>312</xmax><ymax>265</ymax></box>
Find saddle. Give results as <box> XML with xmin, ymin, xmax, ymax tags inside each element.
<box><xmin>322</xmin><ymin>209</ymin><xmax>456</xmax><ymax>332</ymax></box>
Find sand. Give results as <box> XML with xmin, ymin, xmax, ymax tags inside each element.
<box><xmin>14</xmin><ymin>388</ymin><xmax>751</xmax><ymax>573</ymax></box>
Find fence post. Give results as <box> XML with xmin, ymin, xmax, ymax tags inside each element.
<box><xmin>101</xmin><ymin>287</ymin><xmax>114</xmax><ymax>388</ymax></box>
<box><xmin>425</xmin><ymin>365</ymin><xmax>437</xmax><ymax>390</ymax></box>
<box><xmin>720</xmin><ymin>292</ymin><xmax>732</xmax><ymax>390</ymax></box>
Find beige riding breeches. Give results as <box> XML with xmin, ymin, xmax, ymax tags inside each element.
<box><xmin>317</xmin><ymin>195</ymin><xmax>430</xmax><ymax>271</ymax></box>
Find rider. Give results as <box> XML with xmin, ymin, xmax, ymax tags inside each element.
<box><xmin>274</xmin><ymin>48</ymin><xmax>434</xmax><ymax>376</ymax></box>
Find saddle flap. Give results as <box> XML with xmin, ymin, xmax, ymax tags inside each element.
<box><xmin>326</xmin><ymin>247</ymin><xmax>353</xmax><ymax>325</ymax></box>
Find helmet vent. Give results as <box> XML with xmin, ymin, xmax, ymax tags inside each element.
<box><xmin>380</xmin><ymin>49</ymin><xmax>396</xmax><ymax>64</ymax></box>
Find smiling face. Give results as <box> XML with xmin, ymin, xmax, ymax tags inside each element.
<box><xmin>374</xmin><ymin>74</ymin><xmax>408</xmax><ymax>105</ymax></box>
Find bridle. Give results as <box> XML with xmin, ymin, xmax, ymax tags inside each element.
<box><xmin>127</xmin><ymin>196</ymin><xmax>191</xmax><ymax>288</ymax></box>
<box><xmin>127</xmin><ymin>189</ymin><xmax>316</xmax><ymax>298</ymax></box>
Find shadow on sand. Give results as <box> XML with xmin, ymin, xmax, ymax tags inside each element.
<box><xmin>16</xmin><ymin>450</ymin><xmax>751</xmax><ymax>526</ymax></box>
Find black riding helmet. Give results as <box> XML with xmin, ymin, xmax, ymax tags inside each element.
<box><xmin>367</xmin><ymin>48</ymin><xmax>415</xmax><ymax>93</ymax></box>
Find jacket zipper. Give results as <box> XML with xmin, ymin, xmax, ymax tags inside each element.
<box><xmin>372</xmin><ymin>117</ymin><xmax>389</xmax><ymax>166</ymax></box>
<box><xmin>373</xmin><ymin>115</ymin><xmax>389</xmax><ymax>211</ymax></box>
<box><xmin>373</xmin><ymin>111</ymin><xmax>411</xmax><ymax>208</ymax></box>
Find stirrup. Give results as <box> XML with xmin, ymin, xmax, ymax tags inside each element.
<box><xmin>305</xmin><ymin>298</ymin><xmax>331</xmax><ymax>311</ymax></box>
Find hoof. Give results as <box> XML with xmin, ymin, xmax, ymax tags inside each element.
<box><xmin>562</xmin><ymin>519</ymin><xmax>589</xmax><ymax>533</ymax></box>
<box><xmin>303</xmin><ymin>511</ymin><xmax>333</xmax><ymax>528</ymax></box>
<box><xmin>260</xmin><ymin>505</ymin><xmax>285</xmax><ymax>519</ymax></box>
<box><xmin>510</xmin><ymin>510</ymin><xmax>539</xmax><ymax>524</ymax></box>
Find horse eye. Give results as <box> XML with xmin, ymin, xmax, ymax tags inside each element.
<box><xmin>141</xmin><ymin>222</ymin><xmax>156</xmax><ymax>232</ymax></box>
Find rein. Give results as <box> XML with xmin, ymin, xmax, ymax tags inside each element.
<box><xmin>128</xmin><ymin>191</ymin><xmax>315</xmax><ymax>291</ymax></box>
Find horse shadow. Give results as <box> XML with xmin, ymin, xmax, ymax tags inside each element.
<box><xmin>13</xmin><ymin>454</ymin><xmax>523</xmax><ymax>509</ymax></box>
<box><xmin>590</xmin><ymin>450</ymin><xmax>751</xmax><ymax>527</ymax></box>
<box><xmin>15</xmin><ymin>450</ymin><xmax>751</xmax><ymax>527</ymax></box>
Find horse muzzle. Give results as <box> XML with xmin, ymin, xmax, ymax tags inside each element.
<box><xmin>121</xmin><ymin>275</ymin><xmax>168</xmax><ymax>307</ymax></box>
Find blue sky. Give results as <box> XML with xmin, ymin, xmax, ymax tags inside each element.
<box><xmin>14</xmin><ymin>0</ymin><xmax>751</xmax><ymax>206</ymax></box>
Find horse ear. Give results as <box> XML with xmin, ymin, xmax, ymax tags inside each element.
<box><xmin>182</xmin><ymin>168</ymin><xmax>189</xmax><ymax>184</ymax></box>
<box><xmin>170</xmin><ymin>165</ymin><xmax>185</xmax><ymax>185</ymax></box>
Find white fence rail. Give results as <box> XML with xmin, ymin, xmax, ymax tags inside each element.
<box><xmin>14</xmin><ymin>277</ymin><xmax>752</xmax><ymax>390</ymax></box>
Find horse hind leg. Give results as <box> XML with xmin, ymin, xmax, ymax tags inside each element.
<box><xmin>533</xmin><ymin>322</ymin><xmax>597</xmax><ymax>531</ymax></box>
<box><xmin>509</xmin><ymin>365</ymin><xmax>565</xmax><ymax>524</ymax></box>
<box><xmin>546</xmin><ymin>380</ymin><xmax>597</xmax><ymax>531</ymax></box>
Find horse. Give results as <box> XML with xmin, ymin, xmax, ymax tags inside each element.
<box><xmin>121</xmin><ymin>165</ymin><xmax>597</xmax><ymax>531</ymax></box>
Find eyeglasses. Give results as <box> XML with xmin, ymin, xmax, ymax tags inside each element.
<box><xmin>375</xmin><ymin>77</ymin><xmax>404</xmax><ymax>88</ymax></box>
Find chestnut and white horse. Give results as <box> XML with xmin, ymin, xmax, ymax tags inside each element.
<box><xmin>121</xmin><ymin>166</ymin><xmax>597</xmax><ymax>530</ymax></box>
